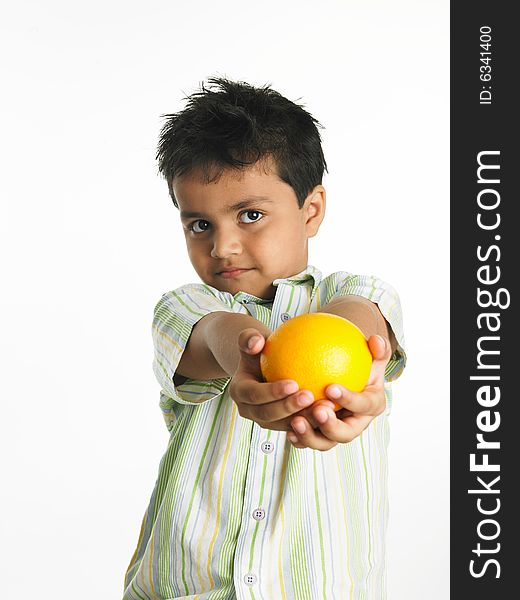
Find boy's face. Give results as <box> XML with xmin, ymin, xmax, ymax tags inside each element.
<box><xmin>172</xmin><ymin>157</ymin><xmax>326</xmax><ymax>300</ymax></box>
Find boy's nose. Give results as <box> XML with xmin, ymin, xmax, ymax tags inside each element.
<box><xmin>210</xmin><ymin>230</ymin><xmax>242</xmax><ymax>259</ymax></box>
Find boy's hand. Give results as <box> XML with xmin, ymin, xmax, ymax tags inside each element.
<box><xmin>287</xmin><ymin>335</ymin><xmax>392</xmax><ymax>451</ymax></box>
<box><xmin>229</xmin><ymin>328</ymin><xmax>317</xmax><ymax>431</ymax></box>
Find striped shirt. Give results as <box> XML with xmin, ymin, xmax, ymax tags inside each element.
<box><xmin>123</xmin><ymin>265</ymin><xmax>406</xmax><ymax>600</ymax></box>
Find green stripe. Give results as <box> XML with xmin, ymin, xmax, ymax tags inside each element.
<box><xmin>286</xmin><ymin>284</ymin><xmax>295</xmax><ymax>312</ymax></box>
<box><xmin>360</xmin><ymin>435</ymin><xmax>373</xmax><ymax>572</ymax></box>
<box><xmin>130</xmin><ymin>581</ymin><xmax>146</xmax><ymax>600</ymax></box>
<box><xmin>172</xmin><ymin>290</ymin><xmax>209</xmax><ymax>317</ymax></box>
<box><xmin>248</xmin><ymin>443</ymin><xmax>269</xmax><ymax>569</ymax></box>
<box><xmin>214</xmin><ymin>412</ymin><xmax>253</xmax><ymax>597</ymax></box>
<box><xmin>181</xmin><ymin>395</ymin><xmax>226</xmax><ymax>594</ymax></box>
<box><xmin>288</xmin><ymin>450</ymin><xmax>311</xmax><ymax>600</ymax></box>
<box><xmin>313</xmin><ymin>451</ymin><xmax>327</xmax><ymax>599</ymax></box>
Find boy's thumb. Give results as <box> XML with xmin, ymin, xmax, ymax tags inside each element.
<box><xmin>247</xmin><ymin>335</ymin><xmax>262</xmax><ymax>350</ymax></box>
<box><xmin>238</xmin><ymin>329</ymin><xmax>265</xmax><ymax>354</ymax></box>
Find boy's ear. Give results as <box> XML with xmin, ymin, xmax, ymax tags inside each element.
<box><xmin>304</xmin><ymin>185</ymin><xmax>326</xmax><ymax>238</ymax></box>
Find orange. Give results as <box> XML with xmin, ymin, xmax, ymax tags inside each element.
<box><xmin>260</xmin><ymin>312</ymin><xmax>372</xmax><ymax>410</ymax></box>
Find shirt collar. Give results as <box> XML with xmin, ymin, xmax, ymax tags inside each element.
<box><xmin>272</xmin><ymin>264</ymin><xmax>322</xmax><ymax>291</ymax></box>
<box><xmin>233</xmin><ymin>265</ymin><xmax>322</xmax><ymax>304</ymax></box>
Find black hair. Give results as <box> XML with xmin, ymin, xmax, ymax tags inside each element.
<box><xmin>156</xmin><ymin>76</ymin><xmax>328</xmax><ymax>209</ymax></box>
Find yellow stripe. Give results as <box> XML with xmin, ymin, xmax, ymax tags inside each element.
<box><xmin>336</xmin><ymin>446</ymin><xmax>354</xmax><ymax>598</ymax></box>
<box><xmin>195</xmin><ymin>401</ymin><xmax>224</xmax><ymax>585</ymax></box>
<box><xmin>277</xmin><ymin>499</ymin><xmax>287</xmax><ymax>600</ymax></box>
<box><xmin>124</xmin><ymin>511</ymin><xmax>146</xmax><ymax>588</ymax></box>
<box><xmin>277</xmin><ymin>445</ymin><xmax>289</xmax><ymax>600</ymax></box>
<box><xmin>206</xmin><ymin>401</ymin><xmax>238</xmax><ymax>586</ymax></box>
<box><xmin>374</xmin><ymin>417</ymin><xmax>384</xmax><ymax>548</ymax></box>
<box><xmin>148</xmin><ymin>525</ymin><xmax>156</xmax><ymax>597</ymax></box>
<box><xmin>152</xmin><ymin>324</ymin><xmax>183</xmax><ymax>353</ymax></box>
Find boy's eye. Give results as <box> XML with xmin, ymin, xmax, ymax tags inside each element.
<box><xmin>239</xmin><ymin>210</ymin><xmax>263</xmax><ymax>224</ymax></box>
<box><xmin>189</xmin><ymin>220</ymin><xmax>211</xmax><ymax>233</ymax></box>
<box><xmin>188</xmin><ymin>211</ymin><xmax>262</xmax><ymax>233</ymax></box>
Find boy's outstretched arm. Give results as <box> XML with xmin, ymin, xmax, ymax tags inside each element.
<box><xmin>175</xmin><ymin>311</ymin><xmax>270</xmax><ymax>380</ymax></box>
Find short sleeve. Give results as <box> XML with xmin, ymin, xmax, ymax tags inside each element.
<box><xmin>152</xmin><ymin>283</ymin><xmax>236</xmax><ymax>412</ymax></box>
<box><xmin>333</xmin><ymin>273</ymin><xmax>406</xmax><ymax>381</ymax></box>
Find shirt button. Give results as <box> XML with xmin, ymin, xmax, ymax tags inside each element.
<box><xmin>244</xmin><ymin>573</ymin><xmax>257</xmax><ymax>586</ymax></box>
<box><xmin>252</xmin><ymin>508</ymin><xmax>265</xmax><ymax>521</ymax></box>
<box><xmin>261</xmin><ymin>441</ymin><xmax>274</xmax><ymax>454</ymax></box>
<box><xmin>281</xmin><ymin>312</ymin><xmax>291</xmax><ymax>322</ymax></box>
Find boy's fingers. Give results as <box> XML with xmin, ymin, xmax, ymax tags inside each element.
<box><xmin>262</xmin><ymin>398</ymin><xmax>336</xmax><ymax>432</ymax></box>
<box><xmin>289</xmin><ymin>412</ymin><xmax>373</xmax><ymax>447</ymax></box>
<box><xmin>288</xmin><ymin>417</ymin><xmax>338</xmax><ymax>451</ymax></box>
<box><xmin>254</xmin><ymin>388</ymin><xmax>315</xmax><ymax>423</ymax></box>
<box><xmin>328</xmin><ymin>413</ymin><xmax>373</xmax><ymax>442</ymax></box>
<box><xmin>324</xmin><ymin>384</ymin><xmax>384</xmax><ymax>416</ymax></box>
<box><xmin>326</xmin><ymin>413</ymin><xmax>372</xmax><ymax>443</ymax></box>
<box><xmin>234</xmin><ymin>378</ymin><xmax>301</xmax><ymax>405</ymax></box>
<box><xmin>231</xmin><ymin>378</ymin><xmax>316</xmax><ymax>427</ymax></box>
<box><xmin>366</xmin><ymin>335</ymin><xmax>392</xmax><ymax>384</ymax></box>
<box><xmin>243</xmin><ymin>393</ymin><xmax>313</xmax><ymax>429</ymax></box>
<box><xmin>302</xmin><ymin>400</ymin><xmax>337</xmax><ymax>430</ymax></box>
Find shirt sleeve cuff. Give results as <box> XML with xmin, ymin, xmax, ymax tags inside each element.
<box><xmin>152</xmin><ymin>284</ymin><xmax>235</xmax><ymax>408</ymax></box>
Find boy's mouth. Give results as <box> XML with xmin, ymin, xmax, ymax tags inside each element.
<box><xmin>217</xmin><ymin>267</ymin><xmax>253</xmax><ymax>278</ymax></box>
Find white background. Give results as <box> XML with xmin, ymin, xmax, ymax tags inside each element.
<box><xmin>0</xmin><ymin>1</ymin><xmax>449</xmax><ymax>598</ymax></box>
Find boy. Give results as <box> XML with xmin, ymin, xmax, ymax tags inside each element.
<box><xmin>124</xmin><ymin>77</ymin><xmax>406</xmax><ymax>600</ymax></box>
